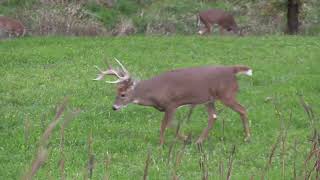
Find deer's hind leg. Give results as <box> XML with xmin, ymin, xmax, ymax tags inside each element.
<box><xmin>196</xmin><ymin>102</ymin><xmax>217</xmax><ymax>144</ymax></box>
<box><xmin>220</xmin><ymin>97</ymin><xmax>251</xmax><ymax>142</ymax></box>
<box><xmin>198</xmin><ymin>18</ymin><xmax>212</xmax><ymax>35</ymax></box>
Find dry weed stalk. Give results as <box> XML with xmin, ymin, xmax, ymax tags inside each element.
<box><xmin>298</xmin><ymin>94</ymin><xmax>315</xmax><ymax>124</ymax></box>
<box><xmin>293</xmin><ymin>139</ymin><xmax>298</xmax><ymax>180</ymax></box>
<box><xmin>168</xmin><ymin>114</ymin><xmax>187</xmax><ymax>165</ymax></box>
<box><xmin>167</xmin><ymin>139</ymin><xmax>178</xmax><ymax>165</ymax></box>
<box><xmin>281</xmin><ymin>131</ymin><xmax>288</xmax><ymax>179</ymax></box>
<box><xmin>197</xmin><ymin>143</ymin><xmax>209</xmax><ymax>180</ymax></box>
<box><xmin>168</xmin><ymin>113</ymin><xmax>191</xmax><ymax>179</ymax></box>
<box><xmin>175</xmin><ymin>134</ymin><xmax>191</xmax><ymax>167</ymax></box>
<box><xmin>143</xmin><ymin>148</ymin><xmax>152</xmax><ymax>180</ymax></box>
<box><xmin>261</xmin><ymin>132</ymin><xmax>281</xmax><ymax>180</ymax></box>
<box><xmin>304</xmin><ymin>140</ymin><xmax>319</xmax><ymax>179</ymax></box>
<box><xmin>103</xmin><ymin>153</ymin><xmax>112</xmax><ymax>180</ymax></box>
<box><xmin>40</xmin><ymin>113</ymin><xmax>46</xmax><ymax>133</ymax></box>
<box><xmin>171</xmin><ymin>134</ymin><xmax>191</xmax><ymax>180</ymax></box>
<box><xmin>299</xmin><ymin>94</ymin><xmax>319</xmax><ymax>179</ymax></box>
<box><xmin>22</xmin><ymin>98</ymin><xmax>70</xmax><ymax>180</ymax></box>
<box><xmin>271</xmin><ymin>97</ymin><xmax>290</xmax><ymax>179</ymax></box>
<box><xmin>87</xmin><ymin>129</ymin><xmax>95</xmax><ymax>179</ymax></box>
<box><xmin>219</xmin><ymin>159</ymin><xmax>224</xmax><ymax>180</ymax></box>
<box><xmin>24</xmin><ymin>115</ymin><xmax>31</xmax><ymax>151</ymax></box>
<box><xmin>60</xmin><ymin>109</ymin><xmax>80</xmax><ymax>180</ymax></box>
<box><xmin>280</xmin><ymin>109</ymin><xmax>291</xmax><ymax>179</ymax></box>
<box><xmin>226</xmin><ymin>145</ymin><xmax>236</xmax><ymax>180</ymax></box>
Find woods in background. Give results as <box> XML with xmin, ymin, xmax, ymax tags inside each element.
<box><xmin>0</xmin><ymin>0</ymin><xmax>318</xmax><ymax>37</ymax></box>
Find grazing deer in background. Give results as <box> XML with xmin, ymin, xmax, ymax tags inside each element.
<box><xmin>94</xmin><ymin>58</ymin><xmax>252</xmax><ymax>145</ymax></box>
<box><xmin>0</xmin><ymin>16</ymin><xmax>26</xmax><ymax>38</ymax></box>
<box><xmin>197</xmin><ymin>9</ymin><xmax>242</xmax><ymax>36</ymax></box>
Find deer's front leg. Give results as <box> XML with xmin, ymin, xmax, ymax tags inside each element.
<box><xmin>196</xmin><ymin>102</ymin><xmax>217</xmax><ymax>144</ymax></box>
<box><xmin>160</xmin><ymin>108</ymin><xmax>176</xmax><ymax>145</ymax></box>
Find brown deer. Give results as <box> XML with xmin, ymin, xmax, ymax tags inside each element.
<box><xmin>94</xmin><ymin>58</ymin><xmax>252</xmax><ymax>145</ymax></box>
<box><xmin>197</xmin><ymin>9</ymin><xmax>241</xmax><ymax>36</ymax></box>
<box><xmin>0</xmin><ymin>16</ymin><xmax>26</xmax><ymax>38</ymax></box>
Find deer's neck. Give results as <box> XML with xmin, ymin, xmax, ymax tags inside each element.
<box><xmin>131</xmin><ymin>80</ymin><xmax>156</xmax><ymax>107</ymax></box>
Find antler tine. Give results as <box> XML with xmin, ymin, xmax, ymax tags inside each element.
<box><xmin>93</xmin><ymin>65</ymin><xmax>106</xmax><ymax>81</ymax></box>
<box><xmin>93</xmin><ymin>58</ymin><xmax>130</xmax><ymax>83</ymax></box>
<box><xmin>114</xmin><ymin>58</ymin><xmax>129</xmax><ymax>75</ymax></box>
<box><xmin>107</xmin><ymin>69</ymin><xmax>123</xmax><ymax>79</ymax></box>
<box><xmin>94</xmin><ymin>65</ymin><xmax>104</xmax><ymax>73</ymax></box>
<box><xmin>93</xmin><ymin>65</ymin><xmax>123</xmax><ymax>81</ymax></box>
<box><xmin>105</xmin><ymin>79</ymin><xmax>122</xmax><ymax>84</ymax></box>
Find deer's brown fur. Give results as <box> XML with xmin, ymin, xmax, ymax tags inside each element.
<box><xmin>95</xmin><ymin>60</ymin><xmax>252</xmax><ymax>145</ymax></box>
<box><xmin>198</xmin><ymin>9</ymin><xmax>241</xmax><ymax>36</ymax></box>
<box><xmin>0</xmin><ymin>16</ymin><xmax>26</xmax><ymax>38</ymax></box>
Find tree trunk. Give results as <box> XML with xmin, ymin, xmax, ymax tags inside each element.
<box><xmin>287</xmin><ymin>0</ymin><xmax>300</xmax><ymax>34</ymax></box>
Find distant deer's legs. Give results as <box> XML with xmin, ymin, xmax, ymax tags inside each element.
<box><xmin>205</xmin><ymin>23</ymin><xmax>212</xmax><ymax>35</ymax></box>
<box><xmin>219</xmin><ymin>26</ymin><xmax>225</xmax><ymax>35</ymax></box>
<box><xmin>196</xmin><ymin>102</ymin><xmax>217</xmax><ymax>144</ymax></box>
<box><xmin>160</xmin><ymin>109</ymin><xmax>176</xmax><ymax>145</ymax></box>
<box><xmin>221</xmin><ymin>97</ymin><xmax>251</xmax><ymax>141</ymax></box>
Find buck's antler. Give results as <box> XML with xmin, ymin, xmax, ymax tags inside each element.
<box><xmin>93</xmin><ymin>58</ymin><xmax>130</xmax><ymax>83</ymax></box>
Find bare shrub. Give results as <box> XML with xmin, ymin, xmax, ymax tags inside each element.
<box><xmin>16</xmin><ymin>2</ymin><xmax>108</xmax><ymax>36</ymax></box>
<box><xmin>112</xmin><ymin>17</ymin><xmax>136</xmax><ymax>36</ymax></box>
<box><xmin>234</xmin><ymin>2</ymin><xmax>286</xmax><ymax>35</ymax></box>
<box><xmin>96</xmin><ymin>0</ymin><xmax>116</xmax><ymax>8</ymax></box>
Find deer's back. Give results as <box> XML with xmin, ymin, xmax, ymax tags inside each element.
<box><xmin>142</xmin><ymin>66</ymin><xmax>237</xmax><ymax>106</ymax></box>
<box><xmin>199</xmin><ymin>9</ymin><xmax>236</xmax><ymax>28</ymax></box>
<box><xmin>0</xmin><ymin>16</ymin><xmax>25</xmax><ymax>37</ymax></box>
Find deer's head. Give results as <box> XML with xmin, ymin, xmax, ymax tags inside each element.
<box><xmin>93</xmin><ymin>58</ymin><xmax>136</xmax><ymax>111</ymax></box>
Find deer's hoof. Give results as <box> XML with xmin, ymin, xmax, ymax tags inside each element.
<box><xmin>244</xmin><ymin>135</ymin><xmax>251</xmax><ymax>143</ymax></box>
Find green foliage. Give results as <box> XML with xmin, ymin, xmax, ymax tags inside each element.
<box><xmin>85</xmin><ymin>0</ymin><xmax>141</xmax><ymax>30</ymax></box>
<box><xmin>85</xmin><ymin>2</ymin><xmax>119</xmax><ymax>29</ymax></box>
<box><xmin>1</xmin><ymin>0</ymin><xmax>320</xmax><ymax>35</ymax></box>
<box><xmin>1</xmin><ymin>36</ymin><xmax>320</xmax><ymax>179</ymax></box>
<box><xmin>116</xmin><ymin>0</ymin><xmax>140</xmax><ymax>15</ymax></box>
<box><xmin>0</xmin><ymin>0</ymin><xmax>35</xmax><ymax>7</ymax></box>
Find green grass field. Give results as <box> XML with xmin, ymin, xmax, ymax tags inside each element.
<box><xmin>1</xmin><ymin>36</ymin><xmax>320</xmax><ymax>179</ymax></box>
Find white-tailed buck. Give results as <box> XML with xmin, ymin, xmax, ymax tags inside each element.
<box><xmin>197</xmin><ymin>9</ymin><xmax>242</xmax><ymax>36</ymax></box>
<box><xmin>94</xmin><ymin>59</ymin><xmax>252</xmax><ymax>145</ymax></box>
<box><xmin>0</xmin><ymin>16</ymin><xmax>26</xmax><ymax>38</ymax></box>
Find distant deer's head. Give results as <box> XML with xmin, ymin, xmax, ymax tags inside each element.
<box><xmin>93</xmin><ymin>58</ymin><xmax>136</xmax><ymax>111</ymax></box>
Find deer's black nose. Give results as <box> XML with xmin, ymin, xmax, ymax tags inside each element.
<box><xmin>112</xmin><ymin>106</ymin><xmax>117</xmax><ymax>111</ymax></box>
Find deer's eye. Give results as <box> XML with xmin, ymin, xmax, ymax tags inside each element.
<box><xmin>120</xmin><ymin>94</ymin><xmax>126</xmax><ymax>97</ymax></box>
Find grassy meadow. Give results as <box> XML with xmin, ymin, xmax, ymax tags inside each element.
<box><xmin>1</xmin><ymin>36</ymin><xmax>320</xmax><ymax>179</ymax></box>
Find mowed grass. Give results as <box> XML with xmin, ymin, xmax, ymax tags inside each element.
<box><xmin>0</xmin><ymin>36</ymin><xmax>319</xmax><ymax>179</ymax></box>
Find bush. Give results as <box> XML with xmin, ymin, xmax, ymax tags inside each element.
<box><xmin>85</xmin><ymin>2</ymin><xmax>119</xmax><ymax>30</ymax></box>
<box><xmin>16</xmin><ymin>3</ymin><xmax>108</xmax><ymax>36</ymax></box>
